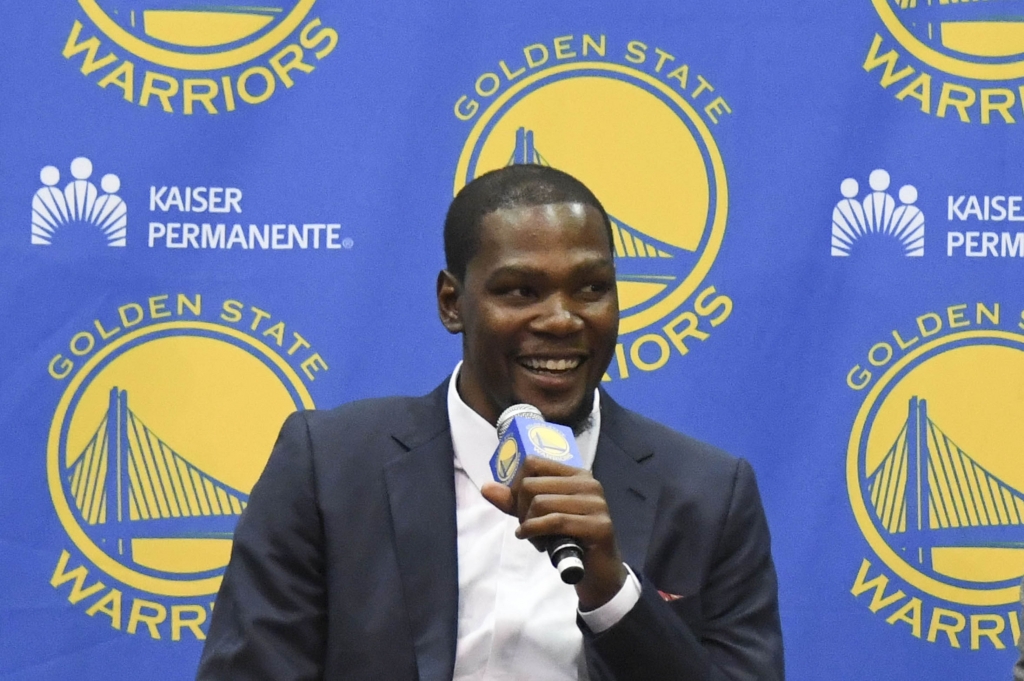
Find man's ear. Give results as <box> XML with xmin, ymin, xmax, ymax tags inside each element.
<box><xmin>436</xmin><ymin>270</ymin><xmax>463</xmax><ymax>334</ymax></box>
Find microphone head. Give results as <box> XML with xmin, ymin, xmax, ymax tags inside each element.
<box><xmin>496</xmin><ymin>403</ymin><xmax>543</xmax><ymax>437</ymax></box>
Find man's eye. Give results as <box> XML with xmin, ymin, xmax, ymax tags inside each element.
<box><xmin>504</xmin><ymin>287</ymin><xmax>535</xmax><ymax>298</ymax></box>
<box><xmin>580</xmin><ymin>282</ymin><xmax>611</xmax><ymax>296</ymax></box>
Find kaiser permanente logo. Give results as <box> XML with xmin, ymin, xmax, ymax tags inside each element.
<box><xmin>45</xmin><ymin>293</ymin><xmax>327</xmax><ymax>640</ymax></box>
<box><xmin>862</xmin><ymin>1</ymin><xmax>1024</xmax><ymax>124</ymax></box>
<box><xmin>844</xmin><ymin>303</ymin><xmax>1024</xmax><ymax>651</ymax></box>
<box><xmin>30</xmin><ymin>156</ymin><xmax>352</xmax><ymax>252</ymax></box>
<box><xmin>32</xmin><ymin>157</ymin><xmax>127</xmax><ymax>247</ymax></box>
<box><xmin>62</xmin><ymin>1</ymin><xmax>337</xmax><ymax>114</ymax></box>
<box><xmin>831</xmin><ymin>169</ymin><xmax>925</xmax><ymax>257</ymax></box>
<box><xmin>828</xmin><ymin>169</ymin><xmax>1024</xmax><ymax>260</ymax></box>
<box><xmin>453</xmin><ymin>33</ymin><xmax>734</xmax><ymax>381</ymax></box>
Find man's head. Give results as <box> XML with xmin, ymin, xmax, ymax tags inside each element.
<box><xmin>437</xmin><ymin>165</ymin><xmax>619</xmax><ymax>431</ymax></box>
<box><xmin>443</xmin><ymin>165</ymin><xmax>613</xmax><ymax>282</ymax></box>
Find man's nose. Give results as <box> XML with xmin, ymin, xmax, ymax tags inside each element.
<box><xmin>531</xmin><ymin>295</ymin><xmax>584</xmax><ymax>336</ymax></box>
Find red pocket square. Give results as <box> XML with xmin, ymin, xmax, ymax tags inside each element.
<box><xmin>657</xmin><ymin>590</ymin><xmax>683</xmax><ymax>602</ymax></box>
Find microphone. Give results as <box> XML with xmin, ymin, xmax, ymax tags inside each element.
<box><xmin>490</xmin><ymin>404</ymin><xmax>586</xmax><ymax>585</ymax></box>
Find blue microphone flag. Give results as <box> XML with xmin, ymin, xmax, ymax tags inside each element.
<box><xmin>489</xmin><ymin>410</ymin><xmax>583</xmax><ymax>485</ymax></box>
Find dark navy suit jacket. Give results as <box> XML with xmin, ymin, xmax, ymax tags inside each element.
<box><xmin>196</xmin><ymin>382</ymin><xmax>784</xmax><ymax>680</ymax></box>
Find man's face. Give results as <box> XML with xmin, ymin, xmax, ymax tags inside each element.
<box><xmin>438</xmin><ymin>202</ymin><xmax>619</xmax><ymax>429</ymax></box>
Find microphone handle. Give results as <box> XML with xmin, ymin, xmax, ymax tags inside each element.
<box><xmin>547</xmin><ymin>536</ymin><xmax>585</xmax><ymax>584</ymax></box>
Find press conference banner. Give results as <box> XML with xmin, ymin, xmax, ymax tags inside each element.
<box><xmin>1</xmin><ymin>2</ymin><xmax>1022</xmax><ymax>679</ymax></box>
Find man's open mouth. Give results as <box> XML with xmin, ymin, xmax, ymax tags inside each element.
<box><xmin>518</xmin><ymin>356</ymin><xmax>584</xmax><ymax>373</ymax></box>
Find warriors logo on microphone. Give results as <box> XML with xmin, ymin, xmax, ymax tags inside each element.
<box><xmin>494</xmin><ymin>439</ymin><xmax>521</xmax><ymax>485</ymax></box>
<box><xmin>527</xmin><ymin>425</ymin><xmax>573</xmax><ymax>462</ymax></box>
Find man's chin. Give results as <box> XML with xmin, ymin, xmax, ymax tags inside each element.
<box><xmin>513</xmin><ymin>391</ymin><xmax>595</xmax><ymax>435</ymax></box>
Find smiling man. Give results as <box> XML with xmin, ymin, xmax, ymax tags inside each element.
<box><xmin>197</xmin><ymin>165</ymin><xmax>784</xmax><ymax>681</ymax></box>
<box><xmin>437</xmin><ymin>197</ymin><xmax>618</xmax><ymax>431</ymax></box>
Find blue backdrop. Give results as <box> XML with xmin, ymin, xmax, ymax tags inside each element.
<box><xmin>2</xmin><ymin>2</ymin><xmax>1022</xmax><ymax>678</ymax></box>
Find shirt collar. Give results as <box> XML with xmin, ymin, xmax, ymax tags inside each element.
<box><xmin>447</xmin><ymin>362</ymin><xmax>601</xmax><ymax>492</ymax></box>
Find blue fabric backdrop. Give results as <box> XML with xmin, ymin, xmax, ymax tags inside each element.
<box><xmin>2</xmin><ymin>2</ymin><xmax>1022</xmax><ymax>678</ymax></box>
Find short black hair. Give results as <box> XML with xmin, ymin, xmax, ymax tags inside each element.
<box><xmin>443</xmin><ymin>164</ymin><xmax>613</xmax><ymax>281</ymax></box>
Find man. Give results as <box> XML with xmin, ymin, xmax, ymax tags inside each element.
<box><xmin>197</xmin><ymin>165</ymin><xmax>784</xmax><ymax>680</ymax></box>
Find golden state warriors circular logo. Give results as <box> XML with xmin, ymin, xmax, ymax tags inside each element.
<box><xmin>495</xmin><ymin>438</ymin><xmax>520</xmax><ymax>484</ymax></box>
<box><xmin>79</xmin><ymin>1</ymin><xmax>315</xmax><ymax>70</ymax></box>
<box><xmin>63</xmin><ymin>1</ymin><xmax>338</xmax><ymax>113</ymax></box>
<box><xmin>455</xmin><ymin>61</ymin><xmax>727</xmax><ymax>337</ymax></box>
<box><xmin>873</xmin><ymin>0</ymin><xmax>1024</xmax><ymax>80</ymax></box>
<box><xmin>527</xmin><ymin>424</ymin><xmax>572</xmax><ymax>462</ymax></box>
<box><xmin>47</xmin><ymin>317</ymin><xmax>313</xmax><ymax>598</ymax></box>
<box><xmin>848</xmin><ymin>330</ymin><xmax>1024</xmax><ymax>607</ymax></box>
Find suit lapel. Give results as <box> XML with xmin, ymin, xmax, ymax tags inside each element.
<box><xmin>383</xmin><ymin>382</ymin><xmax>458</xmax><ymax>681</ymax></box>
<box><xmin>593</xmin><ymin>392</ymin><xmax>659</xmax><ymax>571</ymax></box>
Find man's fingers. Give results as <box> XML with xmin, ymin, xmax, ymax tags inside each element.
<box><xmin>486</xmin><ymin>457</ymin><xmax>626</xmax><ymax>611</ymax></box>
<box><xmin>520</xmin><ymin>475</ymin><xmax>603</xmax><ymax>498</ymax></box>
<box><xmin>483</xmin><ymin>458</ymin><xmax>604</xmax><ymax>524</ymax></box>
<box><xmin>481</xmin><ymin>481</ymin><xmax>514</xmax><ymax>514</ymax></box>
<box><xmin>525</xmin><ymin>493</ymin><xmax>606</xmax><ymax>521</ymax></box>
<box><xmin>519</xmin><ymin>455</ymin><xmax>581</xmax><ymax>477</ymax></box>
<box><xmin>514</xmin><ymin>513</ymin><xmax>614</xmax><ymax>545</ymax></box>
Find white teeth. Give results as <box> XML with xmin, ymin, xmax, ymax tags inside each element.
<box><xmin>522</xmin><ymin>357</ymin><xmax>580</xmax><ymax>371</ymax></box>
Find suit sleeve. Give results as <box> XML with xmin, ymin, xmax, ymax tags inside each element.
<box><xmin>196</xmin><ymin>412</ymin><xmax>328</xmax><ymax>681</ymax></box>
<box><xmin>580</xmin><ymin>458</ymin><xmax>784</xmax><ymax>681</ymax></box>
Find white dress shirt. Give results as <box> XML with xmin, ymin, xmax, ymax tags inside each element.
<box><xmin>448</xmin><ymin>365</ymin><xmax>641</xmax><ymax>681</ymax></box>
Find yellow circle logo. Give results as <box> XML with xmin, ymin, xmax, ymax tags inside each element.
<box><xmin>528</xmin><ymin>424</ymin><xmax>572</xmax><ymax>461</ymax></box>
<box><xmin>495</xmin><ymin>439</ymin><xmax>520</xmax><ymax>484</ymax></box>
<box><xmin>872</xmin><ymin>0</ymin><xmax>1024</xmax><ymax>80</ymax></box>
<box><xmin>847</xmin><ymin>330</ymin><xmax>1024</xmax><ymax>606</ymax></box>
<box><xmin>78</xmin><ymin>0</ymin><xmax>315</xmax><ymax>70</ymax></box>
<box><xmin>47</xmin><ymin>321</ymin><xmax>313</xmax><ymax>597</ymax></box>
<box><xmin>455</xmin><ymin>62</ymin><xmax>727</xmax><ymax>335</ymax></box>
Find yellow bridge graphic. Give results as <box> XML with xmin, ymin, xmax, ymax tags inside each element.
<box><xmin>896</xmin><ymin>1</ymin><xmax>1024</xmax><ymax>60</ymax></box>
<box><xmin>105</xmin><ymin>2</ymin><xmax>284</xmax><ymax>49</ymax></box>
<box><xmin>509</xmin><ymin>127</ymin><xmax>693</xmax><ymax>298</ymax></box>
<box><xmin>66</xmin><ymin>387</ymin><xmax>248</xmax><ymax>557</ymax></box>
<box><xmin>867</xmin><ymin>397</ymin><xmax>1024</xmax><ymax>568</ymax></box>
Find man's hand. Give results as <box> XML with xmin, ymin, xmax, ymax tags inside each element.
<box><xmin>481</xmin><ymin>456</ymin><xmax>628</xmax><ymax>611</ymax></box>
